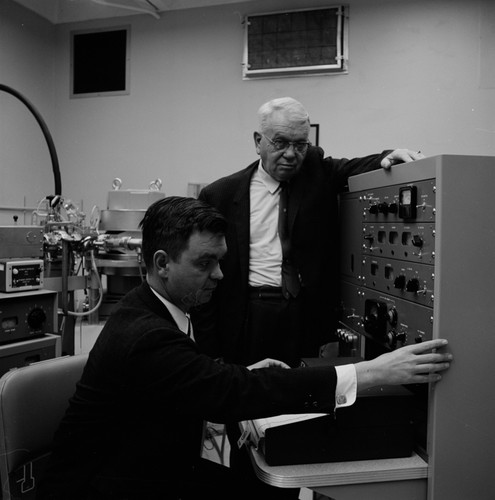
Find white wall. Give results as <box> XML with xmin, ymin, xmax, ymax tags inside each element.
<box><xmin>0</xmin><ymin>0</ymin><xmax>57</xmax><ymax>224</ymax></box>
<box><xmin>2</xmin><ymin>0</ymin><xmax>495</xmax><ymax>217</ymax></box>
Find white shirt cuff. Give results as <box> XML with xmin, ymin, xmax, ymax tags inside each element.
<box><xmin>335</xmin><ymin>364</ymin><xmax>357</xmax><ymax>408</ymax></box>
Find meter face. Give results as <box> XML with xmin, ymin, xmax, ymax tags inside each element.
<box><xmin>2</xmin><ymin>317</ymin><xmax>18</xmax><ymax>330</ymax></box>
<box><xmin>399</xmin><ymin>186</ymin><xmax>417</xmax><ymax>219</ymax></box>
<box><xmin>401</xmin><ymin>189</ymin><xmax>411</xmax><ymax>205</ymax></box>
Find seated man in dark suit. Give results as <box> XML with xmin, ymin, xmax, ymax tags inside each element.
<box><xmin>37</xmin><ymin>196</ymin><xmax>451</xmax><ymax>500</ymax></box>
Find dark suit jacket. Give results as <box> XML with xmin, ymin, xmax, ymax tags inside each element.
<box><xmin>193</xmin><ymin>146</ymin><xmax>390</xmax><ymax>364</ymax></box>
<box><xmin>37</xmin><ymin>282</ymin><xmax>337</xmax><ymax>499</ymax></box>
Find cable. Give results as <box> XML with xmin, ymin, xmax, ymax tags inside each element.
<box><xmin>203</xmin><ymin>423</ymin><xmax>227</xmax><ymax>466</ymax></box>
<box><xmin>0</xmin><ymin>84</ymin><xmax>62</xmax><ymax>196</ymax></box>
<box><xmin>68</xmin><ymin>250</ymin><xmax>104</xmax><ymax>317</ymax></box>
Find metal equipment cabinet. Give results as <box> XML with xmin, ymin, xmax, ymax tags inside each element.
<box><xmin>338</xmin><ymin>155</ymin><xmax>495</xmax><ymax>500</ymax></box>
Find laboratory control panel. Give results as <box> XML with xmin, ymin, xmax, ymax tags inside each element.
<box><xmin>337</xmin><ymin>155</ymin><xmax>495</xmax><ymax>500</ymax></box>
<box><xmin>0</xmin><ymin>258</ymin><xmax>44</xmax><ymax>292</ymax></box>
<box><xmin>0</xmin><ymin>289</ymin><xmax>57</xmax><ymax>344</ymax></box>
<box><xmin>338</xmin><ymin>177</ymin><xmax>436</xmax><ymax>353</ymax></box>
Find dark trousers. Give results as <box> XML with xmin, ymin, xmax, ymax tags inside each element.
<box><xmin>85</xmin><ymin>459</ymin><xmax>235</xmax><ymax>500</ymax></box>
<box><xmin>241</xmin><ymin>288</ymin><xmax>307</xmax><ymax>367</ymax></box>
<box><xmin>225</xmin><ymin>290</ymin><xmax>312</xmax><ymax>500</ymax></box>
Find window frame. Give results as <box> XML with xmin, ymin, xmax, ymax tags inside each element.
<box><xmin>242</xmin><ymin>5</ymin><xmax>348</xmax><ymax>80</ymax></box>
<box><xmin>70</xmin><ymin>26</ymin><xmax>131</xmax><ymax>99</ymax></box>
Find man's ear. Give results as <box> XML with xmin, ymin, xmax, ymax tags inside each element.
<box><xmin>154</xmin><ymin>250</ymin><xmax>169</xmax><ymax>277</ymax></box>
<box><xmin>253</xmin><ymin>131</ymin><xmax>262</xmax><ymax>155</ymax></box>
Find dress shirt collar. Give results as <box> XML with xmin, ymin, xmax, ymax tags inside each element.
<box><xmin>148</xmin><ymin>285</ymin><xmax>192</xmax><ymax>337</ymax></box>
<box><xmin>256</xmin><ymin>160</ymin><xmax>281</xmax><ymax>194</ymax></box>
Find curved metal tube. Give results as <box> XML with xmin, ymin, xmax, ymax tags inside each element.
<box><xmin>0</xmin><ymin>83</ymin><xmax>62</xmax><ymax>195</ymax></box>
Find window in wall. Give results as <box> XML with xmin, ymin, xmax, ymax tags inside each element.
<box><xmin>242</xmin><ymin>6</ymin><xmax>348</xmax><ymax>79</ymax></box>
<box><xmin>71</xmin><ymin>26</ymin><xmax>130</xmax><ymax>98</ymax></box>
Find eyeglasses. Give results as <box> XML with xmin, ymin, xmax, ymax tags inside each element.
<box><xmin>262</xmin><ymin>134</ymin><xmax>311</xmax><ymax>155</ymax></box>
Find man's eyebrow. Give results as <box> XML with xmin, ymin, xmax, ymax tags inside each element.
<box><xmin>196</xmin><ymin>252</ymin><xmax>215</xmax><ymax>259</ymax></box>
<box><xmin>195</xmin><ymin>251</ymin><xmax>224</xmax><ymax>260</ymax></box>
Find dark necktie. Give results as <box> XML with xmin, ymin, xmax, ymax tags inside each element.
<box><xmin>278</xmin><ymin>182</ymin><xmax>301</xmax><ymax>298</ymax></box>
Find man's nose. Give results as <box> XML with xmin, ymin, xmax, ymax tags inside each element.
<box><xmin>211</xmin><ymin>262</ymin><xmax>223</xmax><ymax>280</ymax></box>
<box><xmin>283</xmin><ymin>144</ymin><xmax>297</xmax><ymax>157</ymax></box>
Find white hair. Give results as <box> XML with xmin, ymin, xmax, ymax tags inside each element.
<box><xmin>257</xmin><ymin>97</ymin><xmax>310</xmax><ymax>133</ymax></box>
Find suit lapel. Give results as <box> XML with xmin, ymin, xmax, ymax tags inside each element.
<box><xmin>287</xmin><ymin>151</ymin><xmax>319</xmax><ymax>234</ymax></box>
<box><xmin>232</xmin><ymin>162</ymin><xmax>257</xmax><ymax>287</ymax></box>
<box><xmin>138</xmin><ymin>282</ymin><xmax>176</xmax><ymax>322</ymax></box>
<box><xmin>288</xmin><ymin>174</ymin><xmax>304</xmax><ymax>236</ymax></box>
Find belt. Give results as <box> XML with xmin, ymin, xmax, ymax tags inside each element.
<box><xmin>248</xmin><ymin>286</ymin><xmax>285</xmax><ymax>300</ymax></box>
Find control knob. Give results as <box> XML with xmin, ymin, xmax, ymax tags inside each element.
<box><xmin>387</xmin><ymin>307</ymin><xmax>398</xmax><ymax>326</ymax></box>
<box><xmin>412</xmin><ymin>235</ymin><xmax>424</xmax><ymax>248</ymax></box>
<box><xmin>388</xmin><ymin>330</ymin><xmax>407</xmax><ymax>346</ymax></box>
<box><xmin>377</xmin><ymin>202</ymin><xmax>389</xmax><ymax>214</ymax></box>
<box><xmin>406</xmin><ymin>278</ymin><xmax>420</xmax><ymax>293</ymax></box>
<box><xmin>26</xmin><ymin>307</ymin><xmax>47</xmax><ymax>330</ymax></box>
<box><xmin>388</xmin><ymin>203</ymin><xmax>398</xmax><ymax>214</ymax></box>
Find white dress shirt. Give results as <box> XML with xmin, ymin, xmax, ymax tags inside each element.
<box><xmin>249</xmin><ymin>162</ymin><xmax>283</xmax><ymax>287</ymax></box>
<box><xmin>247</xmin><ymin>161</ymin><xmax>356</xmax><ymax>408</ymax></box>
